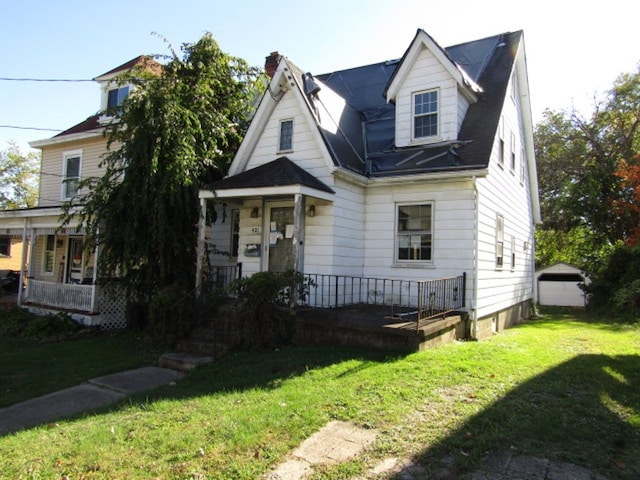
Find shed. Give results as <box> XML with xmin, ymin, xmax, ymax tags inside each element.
<box><xmin>535</xmin><ymin>263</ymin><xmax>589</xmax><ymax>307</ymax></box>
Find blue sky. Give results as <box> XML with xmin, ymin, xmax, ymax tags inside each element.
<box><xmin>1</xmin><ymin>0</ymin><xmax>638</xmax><ymax>153</ymax></box>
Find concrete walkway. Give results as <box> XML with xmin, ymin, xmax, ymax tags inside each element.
<box><xmin>0</xmin><ymin>366</ymin><xmax>184</xmax><ymax>435</ymax></box>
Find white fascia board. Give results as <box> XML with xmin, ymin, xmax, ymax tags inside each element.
<box><xmin>228</xmin><ymin>69</ymin><xmax>290</xmax><ymax>176</ymax></box>
<box><xmin>515</xmin><ymin>36</ymin><xmax>541</xmax><ymax>224</ymax></box>
<box><xmin>29</xmin><ymin>130</ymin><xmax>103</xmax><ymax>148</ymax></box>
<box><xmin>332</xmin><ymin>165</ymin><xmax>488</xmax><ymax>187</ymax></box>
<box><xmin>200</xmin><ymin>185</ymin><xmax>334</xmax><ymax>202</ymax></box>
<box><xmin>387</xmin><ymin>30</ymin><xmax>477</xmax><ymax>102</ymax></box>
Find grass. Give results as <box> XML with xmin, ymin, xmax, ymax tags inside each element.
<box><xmin>0</xmin><ymin>305</ymin><xmax>160</xmax><ymax>407</ymax></box>
<box><xmin>0</xmin><ymin>307</ymin><xmax>639</xmax><ymax>479</ymax></box>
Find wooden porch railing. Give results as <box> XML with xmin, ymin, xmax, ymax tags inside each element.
<box><xmin>24</xmin><ymin>279</ymin><xmax>95</xmax><ymax>312</ymax></box>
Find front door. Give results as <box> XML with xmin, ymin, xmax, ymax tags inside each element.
<box><xmin>67</xmin><ymin>237</ymin><xmax>84</xmax><ymax>284</ymax></box>
<box><xmin>266</xmin><ymin>202</ymin><xmax>295</xmax><ymax>273</ymax></box>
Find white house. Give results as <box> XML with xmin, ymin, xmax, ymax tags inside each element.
<box><xmin>197</xmin><ymin>29</ymin><xmax>540</xmax><ymax>339</ymax></box>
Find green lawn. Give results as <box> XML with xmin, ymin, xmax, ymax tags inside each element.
<box><xmin>0</xmin><ymin>307</ymin><xmax>638</xmax><ymax>479</ymax></box>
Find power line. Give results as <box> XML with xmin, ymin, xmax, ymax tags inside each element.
<box><xmin>0</xmin><ymin>125</ymin><xmax>62</xmax><ymax>132</ymax></box>
<box><xmin>0</xmin><ymin>77</ymin><xmax>93</xmax><ymax>82</ymax></box>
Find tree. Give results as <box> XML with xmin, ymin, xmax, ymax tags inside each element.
<box><xmin>0</xmin><ymin>142</ymin><xmax>40</xmax><ymax>209</ymax></box>
<box><xmin>63</xmin><ymin>33</ymin><xmax>263</xmax><ymax>301</ymax></box>
<box><xmin>534</xmin><ymin>64</ymin><xmax>640</xmax><ymax>270</ymax></box>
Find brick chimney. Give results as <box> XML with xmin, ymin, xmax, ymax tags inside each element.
<box><xmin>265</xmin><ymin>51</ymin><xmax>282</xmax><ymax>78</ymax></box>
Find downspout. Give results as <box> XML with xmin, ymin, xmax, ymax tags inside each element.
<box><xmin>471</xmin><ymin>176</ymin><xmax>479</xmax><ymax>339</ymax></box>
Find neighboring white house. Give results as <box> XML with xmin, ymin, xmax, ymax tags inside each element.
<box><xmin>535</xmin><ymin>263</ymin><xmax>589</xmax><ymax>307</ymax></box>
<box><xmin>198</xmin><ymin>29</ymin><xmax>541</xmax><ymax>339</ymax></box>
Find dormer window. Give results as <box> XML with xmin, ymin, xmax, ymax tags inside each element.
<box><xmin>279</xmin><ymin>119</ymin><xmax>294</xmax><ymax>152</ymax></box>
<box><xmin>107</xmin><ymin>86</ymin><xmax>130</xmax><ymax>110</ymax></box>
<box><xmin>413</xmin><ymin>89</ymin><xmax>439</xmax><ymax>139</ymax></box>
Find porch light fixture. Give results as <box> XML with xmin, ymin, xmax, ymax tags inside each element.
<box><xmin>250</xmin><ymin>207</ymin><xmax>260</xmax><ymax>218</ymax></box>
<box><xmin>307</xmin><ymin>205</ymin><xmax>316</xmax><ymax>217</ymax></box>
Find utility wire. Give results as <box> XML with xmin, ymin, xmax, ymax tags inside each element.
<box><xmin>0</xmin><ymin>125</ymin><xmax>62</xmax><ymax>132</ymax></box>
<box><xmin>0</xmin><ymin>77</ymin><xmax>93</xmax><ymax>82</ymax></box>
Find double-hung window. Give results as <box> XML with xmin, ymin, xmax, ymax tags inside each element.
<box><xmin>496</xmin><ymin>214</ymin><xmax>505</xmax><ymax>268</ymax></box>
<box><xmin>62</xmin><ymin>151</ymin><xmax>81</xmax><ymax>200</ymax></box>
<box><xmin>107</xmin><ymin>86</ymin><xmax>130</xmax><ymax>110</ymax></box>
<box><xmin>397</xmin><ymin>203</ymin><xmax>433</xmax><ymax>262</ymax></box>
<box><xmin>43</xmin><ymin>235</ymin><xmax>55</xmax><ymax>275</ymax></box>
<box><xmin>279</xmin><ymin>119</ymin><xmax>293</xmax><ymax>152</ymax></box>
<box><xmin>413</xmin><ymin>90</ymin><xmax>438</xmax><ymax>139</ymax></box>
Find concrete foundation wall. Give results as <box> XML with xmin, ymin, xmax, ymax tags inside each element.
<box><xmin>474</xmin><ymin>299</ymin><xmax>532</xmax><ymax>340</ymax></box>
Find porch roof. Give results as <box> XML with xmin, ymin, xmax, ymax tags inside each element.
<box><xmin>202</xmin><ymin>157</ymin><xmax>335</xmax><ymax>200</ymax></box>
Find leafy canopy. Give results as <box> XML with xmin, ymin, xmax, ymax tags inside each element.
<box><xmin>63</xmin><ymin>33</ymin><xmax>263</xmax><ymax>299</ymax></box>
<box><xmin>534</xmin><ymin>64</ymin><xmax>640</xmax><ymax>271</ymax></box>
<box><xmin>0</xmin><ymin>141</ymin><xmax>40</xmax><ymax>210</ymax></box>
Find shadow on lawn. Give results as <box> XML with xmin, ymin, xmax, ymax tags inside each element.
<box><xmin>398</xmin><ymin>353</ymin><xmax>640</xmax><ymax>480</ymax></box>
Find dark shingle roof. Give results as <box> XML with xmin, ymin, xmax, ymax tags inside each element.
<box><xmin>208</xmin><ymin>157</ymin><xmax>334</xmax><ymax>194</ymax></box>
<box><xmin>310</xmin><ymin>30</ymin><xmax>521</xmax><ymax>177</ymax></box>
<box><xmin>53</xmin><ymin>114</ymin><xmax>102</xmax><ymax>137</ymax></box>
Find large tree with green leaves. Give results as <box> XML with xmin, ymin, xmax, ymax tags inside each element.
<box><xmin>64</xmin><ymin>33</ymin><xmax>262</xmax><ymax>300</ymax></box>
<box><xmin>534</xmin><ymin>64</ymin><xmax>640</xmax><ymax>271</ymax></box>
<box><xmin>0</xmin><ymin>142</ymin><xmax>40</xmax><ymax>209</ymax></box>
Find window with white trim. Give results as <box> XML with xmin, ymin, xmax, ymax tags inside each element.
<box><xmin>520</xmin><ymin>147</ymin><xmax>526</xmax><ymax>184</ymax></box>
<box><xmin>496</xmin><ymin>214</ymin><xmax>504</xmax><ymax>268</ymax></box>
<box><xmin>498</xmin><ymin>118</ymin><xmax>505</xmax><ymax>167</ymax></box>
<box><xmin>396</xmin><ymin>203</ymin><xmax>433</xmax><ymax>262</ymax></box>
<box><xmin>511</xmin><ymin>235</ymin><xmax>516</xmax><ymax>270</ymax></box>
<box><xmin>107</xmin><ymin>86</ymin><xmax>130</xmax><ymax>110</ymax></box>
<box><xmin>413</xmin><ymin>90</ymin><xmax>439</xmax><ymax>139</ymax></box>
<box><xmin>62</xmin><ymin>151</ymin><xmax>81</xmax><ymax>199</ymax></box>
<box><xmin>43</xmin><ymin>235</ymin><xmax>56</xmax><ymax>275</ymax></box>
<box><xmin>0</xmin><ymin>237</ymin><xmax>10</xmax><ymax>257</ymax></box>
<box><xmin>278</xmin><ymin>119</ymin><xmax>293</xmax><ymax>152</ymax></box>
<box><xmin>510</xmin><ymin>132</ymin><xmax>516</xmax><ymax>173</ymax></box>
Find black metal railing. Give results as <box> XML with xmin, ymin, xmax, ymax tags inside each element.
<box><xmin>300</xmin><ymin>272</ymin><xmax>466</xmax><ymax>328</ymax></box>
<box><xmin>205</xmin><ymin>263</ymin><xmax>242</xmax><ymax>294</ymax></box>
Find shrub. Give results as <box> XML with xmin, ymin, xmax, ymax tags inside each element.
<box><xmin>584</xmin><ymin>244</ymin><xmax>640</xmax><ymax>319</ymax></box>
<box><xmin>147</xmin><ymin>286</ymin><xmax>198</xmax><ymax>349</ymax></box>
<box><xmin>0</xmin><ymin>305</ymin><xmax>82</xmax><ymax>340</ymax></box>
<box><xmin>230</xmin><ymin>270</ymin><xmax>311</xmax><ymax>349</ymax></box>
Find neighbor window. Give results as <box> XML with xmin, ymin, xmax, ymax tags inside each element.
<box><xmin>397</xmin><ymin>203</ymin><xmax>433</xmax><ymax>262</ymax></box>
<box><xmin>496</xmin><ymin>214</ymin><xmax>504</xmax><ymax>268</ymax></box>
<box><xmin>279</xmin><ymin>119</ymin><xmax>293</xmax><ymax>151</ymax></box>
<box><xmin>414</xmin><ymin>90</ymin><xmax>439</xmax><ymax>139</ymax></box>
<box><xmin>511</xmin><ymin>235</ymin><xmax>516</xmax><ymax>270</ymax></box>
<box><xmin>520</xmin><ymin>147</ymin><xmax>526</xmax><ymax>184</ymax></box>
<box><xmin>0</xmin><ymin>237</ymin><xmax>10</xmax><ymax>257</ymax></box>
<box><xmin>107</xmin><ymin>86</ymin><xmax>130</xmax><ymax>110</ymax></box>
<box><xmin>62</xmin><ymin>151</ymin><xmax>81</xmax><ymax>199</ymax></box>
<box><xmin>43</xmin><ymin>235</ymin><xmax>55</xmax><ymax>274</ymax></box>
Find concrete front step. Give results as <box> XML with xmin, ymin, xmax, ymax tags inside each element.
<box><xmin>158</xmin><ymin>352</ymin><xmax>215</xmax><ymax>372</ymax></box>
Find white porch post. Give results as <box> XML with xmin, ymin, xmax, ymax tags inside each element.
<box><xmin>17</xmin><ymin>218</ymin><xmax>29</xmax><ymax>306</ymax></box>
<box><xmin>195</xmin><ymin>197</ymin><xmax>207</xmax><ymax>296</ymax></box>
<box><xmin>293</xmin><ymin>193</ymin><xmax>305</xmax><ymax>273</ymax></box>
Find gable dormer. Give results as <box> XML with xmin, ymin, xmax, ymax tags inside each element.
<box><xmin>385</xmin><ymin>30</ymin><xmax>481</xmax><ymax>148</ymax></box>
<box><xmin>93</xmin><ymin>56</ymin><xmax>162</xmax><ymax>120</ymax></box>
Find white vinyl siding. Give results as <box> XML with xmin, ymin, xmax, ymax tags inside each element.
<box><xmin>38</xmin><ymin>137</ymin><xmax>107</xmax><ymax>207</ymax></box>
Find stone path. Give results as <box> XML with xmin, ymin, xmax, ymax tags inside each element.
<box><xmin>264</xmin><ymin>421</ymin><xmax>610</xmax><ymax>480</ymax></box>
